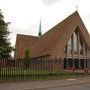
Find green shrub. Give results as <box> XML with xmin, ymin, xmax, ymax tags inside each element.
<box><xmin>24</xmin><ymin>48</ymin><xmax>30</xmax><ymax>68</ymax></box>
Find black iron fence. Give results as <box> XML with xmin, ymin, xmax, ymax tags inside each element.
<box><xmin>0</xmin><ymin>59</ymin><xmax>90</xmax><ymax>81</ymax></box>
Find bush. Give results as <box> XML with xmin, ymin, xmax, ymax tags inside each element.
<box><xmin>24</xmin><ymin>48</ymin><xmax>30</xmax><ymax>68</ymax></box>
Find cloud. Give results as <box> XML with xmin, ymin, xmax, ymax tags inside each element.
<box><xmin>42</xmin><ymin>0</ymin><xmax>61</xmax><ymax>5</ymax></box>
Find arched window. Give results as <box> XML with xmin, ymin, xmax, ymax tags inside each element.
<box><xmin>64</xmin><ymin>29</ymin><xmax>87</xmax><ymax>56</ymax></box>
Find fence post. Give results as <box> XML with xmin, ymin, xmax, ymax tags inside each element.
<box><xmin>41</xmin><ymin>58</ymin><xmax>43</xmax><ymax>76</ymax></box>
<box><xmin>52</xmin><ymin>59</ymin><xmax>55</xmax><ymax>78</ymax></box>
<box><xmin>0</xmin><ymin>67</ymin><xmax>1</xmax><ymax>80</ymax></box>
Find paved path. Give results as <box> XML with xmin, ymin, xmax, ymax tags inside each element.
<box><xmin>0</xmin><ymin>76</ymin><xmax>90</xmax><ymax>90</ymax></box>
<box><xmin>37</xmin><ymin>83</ymin><xmax>90</xmax><ymax>90</ymax></box>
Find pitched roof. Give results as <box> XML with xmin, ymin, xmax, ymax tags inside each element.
<box><xmin>14</xmin><ymin>34</ymin><xmax>38</xmax><ymax>59</ymax></box>
<box><xmin>31</xmin><ymin>11</ymin><xmax>90</xmax><ymax>58</ymax></box>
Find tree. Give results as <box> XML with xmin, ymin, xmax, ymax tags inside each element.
<box><xmin>0</xmin><ymin>9</ymin><xmax>14</xmax><ymax>59</ymax></box>
<box><xmin>24</xmin><ymin>48</ymin><xmax>30</xmax><ymax>68</ymax></box>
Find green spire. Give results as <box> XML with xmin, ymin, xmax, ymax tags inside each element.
<box><xmin>38</xmin><ymin>20</ymin><xmax>42</xmax><ymax>36</ymax></box>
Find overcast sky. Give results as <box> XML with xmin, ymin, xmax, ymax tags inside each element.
<box><xmin>0</xmin><ymin>0</ymin><xmax>90</xmax><ymax>47</ymax></box>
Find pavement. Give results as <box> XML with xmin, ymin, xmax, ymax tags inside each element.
<box><xmin>36</xmin><ymin>83</ymin><xmax>90</xmax><ymax>90</ymax></box>
<box><xmin>0</xmin><ymin>76</ymin><xmax>90</xmax><ymax>90</ymax></box>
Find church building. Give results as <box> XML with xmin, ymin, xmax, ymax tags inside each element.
<box><xmin>14</xmin><ymin>11</ymin><xmax>90</xmax><ymax>69</ymax></box>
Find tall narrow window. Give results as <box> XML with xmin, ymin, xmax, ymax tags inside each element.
<box><xmin>68</xmin><ymin>37</ymin><xmax>72</xmax><ymax>54</ymax></box>
<box><xmin>85</xmin><ymin>45</ymin><xmax>87</xmax><ymax>56</ymax></box>
<box><xmin>74</xmin><ymin>32</ymin><xmax>78</xmax><ymax>54</ymax></box>
<box><xmin>79</xmin><ymin>36</ymin><xmax>83</xmax><ymax>55</ymax></box>
<box><xmin>64</xmin><ymin>45</ymin><xmax>67</xmax><ymax>54</ymax></box>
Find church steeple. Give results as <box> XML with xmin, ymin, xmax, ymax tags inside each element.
<box><xmin>38</xmin><ymin>20</ymin><xmax>42</xmax><ymax>37</ymax></box>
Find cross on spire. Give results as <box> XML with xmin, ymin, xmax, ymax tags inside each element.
<box><xmin>76</xmin><ymin>5</ymin><xmax>78</xmax><ymax>11</ymax></box>
<box><xmin>76</xmin><ymin>0</ymin><xmax>79</xmax><ymax>11</ymax></box>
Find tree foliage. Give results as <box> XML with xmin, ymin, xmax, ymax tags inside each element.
<box><xmin>0</xmin><ymin>9</ymin><xmax>14</xmax><ymax>59</ymax></box>
<box><xmin>24</xmin><ymin>48</ymin><xmax>30</xmax><ymax>68</ymax></box>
